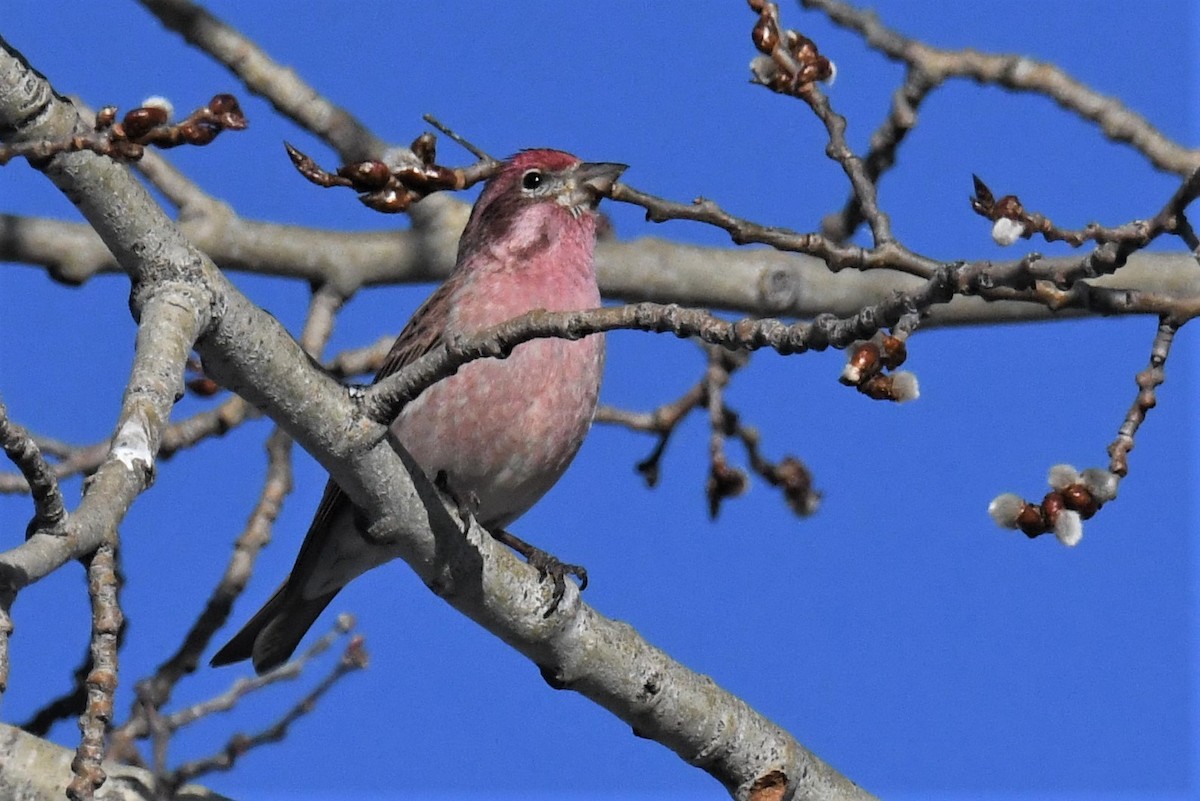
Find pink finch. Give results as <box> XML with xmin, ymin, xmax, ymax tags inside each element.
<box><xmin>213</xmin><ymin>149</ymin><xmax>626</xmax><ymax>674</ymax></box>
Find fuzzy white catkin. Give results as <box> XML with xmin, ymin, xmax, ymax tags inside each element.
<box><xmin>987</xmin><ymin>493</ymin><xmax>1025</xmax><ymax>528</ymax></box>
<box><xmin>991</xmin><ymin>217</ymin><xmax>1027</xmax><ymax>246</ymax></box>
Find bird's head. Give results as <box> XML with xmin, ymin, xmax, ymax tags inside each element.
<box><xmin>489</xmin><ymin>149</ymin><xmax>626</xmax><ymax>218</ymax></box>
<box><xmin>458</xmin><ymin>150</ymin><xmax>627</xmax><ymax>262</ymax></box>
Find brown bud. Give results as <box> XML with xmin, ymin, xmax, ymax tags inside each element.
<box><xmin>208</xmin><ymin>93</ymin><xmax>240</xmax><ymax>116</ymax></box>
<box><xmin>339</xmin><ymin>160</ymin><xmax>392</xmax><ymax>191</ymax></box>
<box><xmin>858</xmin><ymin>374</ymin><xmax>896</xmax><ymax>400</ymax></box>
<box><xmin>1040</xmin><ymin>491</ymin><xmax>1065</xmax><ymax>526</ymax></box>
<box><xmin>122</xmin><ymin>106</ymin><xmax>169</xmax><ymax>140</ymax></box>
<box><xmin>775</xmin><ymin>456</ymin><xmax>819</xmax><ymax>517</ymax></box>
<box><xmin>706</xmin><ymin>461</ymin><xmax>748</xmax><ymax>518</ymax></box>
<box><xmin>971</xmin><ymin>175</ymin><xmax>994</xmax><ymax>209</ymax></box>
<box><xmin>343</xmin><ymin>634</ymin><xmax>370</xmax><ymax>669</ymax></box>
<box><xmin>411</xmin><ymin>132</ymin><xmax>437</xmax><ymax>165</ymax></box>
<box><xmin>1061</xmin><ymin>484</ymin><xmax>1099</xmax><ymax>518</ymax></box>
<box><xmin>879</xmin><ymin>334</ymin><xmax>906</xmax><ymax>368</ymax></box>
<box><xmin>95</xmin><ymin>106</ymin><xmax>118</xmax><ymax>130</ymax></box>
<box><xmin>207</xmin><ymin>94</ymin><xmax>248</xmax><ymax>130</ymax></box>
<box><xmin>840</xmin><ymin>341</ymin><xmax>880</xmax><ymax>386</ymax></box>
<box><xmin>111</xmin><ymin>140</ymin><xmax>145</xmax><ymax>160</ymax></box>
<box><xmin>182</xmin><ymin>122</ymin><xmax>220</xmax><ymax>146</ymax></box>
<box><xmin>87</xmin><ymin>667</ymin><xmax>119</xmax><ymax>694</ymax></box>
<box><xmin>186</xmin><ymin>376</ymin><xmax>222</xmax><ymax>397</ymax></box>
<box><xmin>1015</xmin><ymin>502</ymin><xmax>1045</xmax><ymax>537</ymax></box>
<box><xmin>747</xmin><ymin>0</ymin><xmax>767</xmax><ymax>12</ymax></box>
<box><xmin>752</xmin><ymin>17</ymin><xmax>778</xmax><ymax>54</ymax></box>
<box><xmin>361</xmin><ymin>188</ymin><xmax>413</xmax><ymax>213</ymax></box>
<box><xmin>993</xmin><ymin>195</ymin><xmax>1024</xmax><ymax>221</ymax></box>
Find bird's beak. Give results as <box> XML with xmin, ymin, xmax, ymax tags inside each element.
<box><xmin>575</xmin><ymin>161</ymin><xmax>628</xmax><ymax>197</ymax></box>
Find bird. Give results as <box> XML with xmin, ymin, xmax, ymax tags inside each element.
<box><xmin>212</xmin><ymin>149</ymin><xmax>627</xmax><ymax>674</ymax></box>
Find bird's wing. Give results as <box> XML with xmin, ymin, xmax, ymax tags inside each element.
<box><xmin>370</xmin><ymin>276</ymin><xmax>457</xmax><ymax>384</ymax></box>
<box><xmin>284</xmin><ymin>277</ymin><xmax>458</xmax><ymax>595</ymax></box>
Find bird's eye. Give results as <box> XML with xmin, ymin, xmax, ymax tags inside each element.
<box><xmin>521</xmin><ymin>170</ymin><xmax>543</xmax><ymax>191</ymax></box>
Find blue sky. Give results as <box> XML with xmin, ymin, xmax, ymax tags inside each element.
<box><xmin>1</xmin><ymin>2</ymin><xmax>1195</xmax><ymax>799</ymax></box>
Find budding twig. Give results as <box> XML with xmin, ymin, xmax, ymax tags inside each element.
<box><xmin>1108</xmin><ymin>317</ymin><xmax>1177</xmax><ymax>477</ymax></box>
<box><xmin>969</xmin><ymin>174</ymin><xmax>1197</xmax><ymax>250</ymax></box>
<box><xmin>285</xmin><ymin>137</ymin><xmax>499</xmax><ymax>213</ymax></box>
<box><xmin>704</xmin><ymin>347</ymin><xmax>750</xmax><ymax>518</ymax></box>
<box><xmin>362</xmin><ymin>300</ymin><xmax>930</xmax><ymax>428</ymax></box>
<box><xmin>748</xmin><ymin>1</ymin><xmax>895</xmax><ymax>248</ymax></box>
<box><xmin>821</xmin><ymin>65</ymin><xmax>939</xmax><ymax>242</ymax></box>
<box><xmin>988</xmin><ymin>316</ymin><xmax>1177</xmax><ymax>545</ymax></box>
<box><xmin>136</xmin><ymin>0</ymin><xmax>387</xmax><ymax>163</ymax></box>
<box><xmin>109</xmin><ymin>614</ymin><xmax>361</xmax><ymax>788</ymax></box>
<box><xmin>67</xmin><ymin>538</ymin><xmax>122</xmax><ymax>801</ymax></box>
<box><xmin>609</xmin><ymin>182</ymin><xmax>938</xmax><ymax>279</ymax></box>
<box><xmin>838</xmin><ymin>325</ymin><xmax>920</xmax><ymax>403</ymax></box>
<box><xmin>0</xmin><ymin>94</ymin><xmax>246</xmax><ymax>166</ymax></box>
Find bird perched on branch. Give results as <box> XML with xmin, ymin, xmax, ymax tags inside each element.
<box><xmin>213</xmin><ymin>149</ymin><xmax>627</xmax><ymax>674</ymax></box>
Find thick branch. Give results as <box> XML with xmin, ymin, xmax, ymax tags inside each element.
<box><xmin>10</xmin><ymin>213</ymin><xmax>1200</xmax><ymax>326</ymax></box>
<box><xmin>0</xmin><ymin>722</ymin><xmax>233</xmax><ymax>801</ymax></box>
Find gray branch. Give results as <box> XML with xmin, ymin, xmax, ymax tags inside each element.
<box><xmin>5</xmin><ymin>209</ymin><xmax>1199</xmax><ymax>326</ymax></box>
<box><xmin>0</xmin><ymin>722</ymin><xmax>233</xmax><ymax>801</ymax></box>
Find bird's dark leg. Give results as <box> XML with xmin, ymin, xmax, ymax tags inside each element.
<box><xmin>435</xmin><ymin>470</ymin><xmax>479</xmax><ymax>535</ymax></box>
<box><xmin>489</xmin><ymin>528</ymin><xmax>588</xmax><ymax>617</ymax></box>
<box><xmin>434</xmin><ymin>470</ymin><xmax>586</xmax><ymax>616</ymax></box>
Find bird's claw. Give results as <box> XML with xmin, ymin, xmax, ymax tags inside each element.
<box><xmin>435</xmin><ymin>470</ymin><xmax>480</xmax><ymax>534</ymax></box>
<box><xmin>528</xmin><ymin>551</ymin><xmax>588</xmax><ymax>617</ymax></box>
<box><xmin>490</xmin><ymin>528</ymin><xmax>588</xmax><ymax>617</ymax></box>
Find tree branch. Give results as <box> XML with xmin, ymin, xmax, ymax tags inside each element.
<box><xmin>0</xmin><ymin>722</ymin><xmax>234</xmax><ymax>801</ymax></box>
<box><xmin>801</xmin><ymin>0</ymin><xmax>1200</xmax><ymax>178</ymax></box>
<box><xmin>136</xmin><ymin>0</ymin><xmax>386</xmax><ymax>163</ymax></box>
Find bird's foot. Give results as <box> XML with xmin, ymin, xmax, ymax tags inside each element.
<box><xmin>435</xmin><ymin>470</ymin><xmax>480</xmax><ymax>534</ymax></box>
<box><xmin>490</xmin><ymin>528</ymin><xmax>588</xmax><ymax>617</ymax></box>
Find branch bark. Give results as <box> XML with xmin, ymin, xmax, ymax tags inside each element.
<box><xmin>5</xmin><ymin>209</ymin><xmax>1200</xmax><ymax>325</ymax></box>
<box><xmin>0</xmin><ymin>722</ymin><xmax>233</xmax><ymax>801</ymax></box>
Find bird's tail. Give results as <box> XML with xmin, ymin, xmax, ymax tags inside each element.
<box><xmin>210</xmin><ymin>583</ymin><xmax>339</xmax><ymax>675</ymax></box>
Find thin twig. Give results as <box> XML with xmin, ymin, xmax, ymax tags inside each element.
<box><xmin>422</xmin><ymin>113</ymin><xmax>498</xmax><ymax>164</ymax></box>
<box><xmin>822</xmin><ymin>66</ymin><xmax>939</xmax><ymax>241</ymax></box>
<box><xmin>1108</xmin><ymin>317</ymin><xmax>1177</xmax><ymax>477</ymax></box>
<box><xmin>801</xmin><ymin>0</ymin><xmax>1200</xmax><ymax>177</ymax></box>
<box><xmin>136</xmin><ymin>0</ymin><xmax>387</xmax><ymax>162</ymax></box>
<box><xmin>66</xmin><ymin>538</ymin><xmax>122</xmax><ymax>801</ymax></box>
<box><xmin>0</xmin><ymin>395</ymin><xmax>255</xmax><ymax>494</ymax></box>
<box><xmin>0</xmin><ymin>395</ymin><xmax>67</xmax><ymax>534</ymax></box>
<box><xmin>165</xmin><ymin>628</ymin><xmax>368</xmax><ymax>790</ymax></box>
